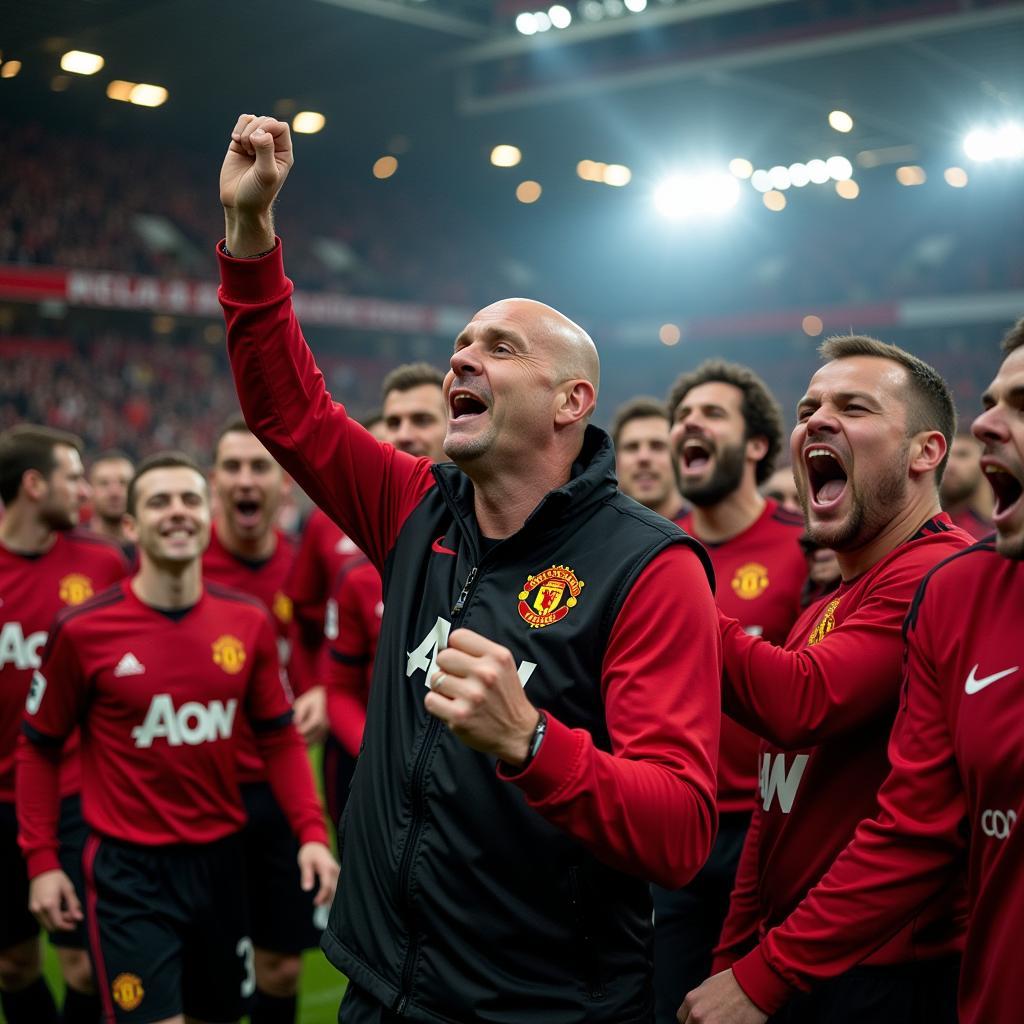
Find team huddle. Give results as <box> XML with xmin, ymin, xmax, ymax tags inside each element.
<box><xmin>0</xmin><ymin>111</ymin><xmax>1020</xmax><ymax>1024</ymax></box>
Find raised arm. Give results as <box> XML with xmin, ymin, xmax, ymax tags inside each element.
<box><xmin>217</xmin><ymin>114</ymin><xmax>435</xmax><ymax>569</ymax></box>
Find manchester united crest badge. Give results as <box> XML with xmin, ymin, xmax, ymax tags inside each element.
<box><xmin>517</xmin><ymin>565</ymin><xmax>584</xmax><ymax>629</ymax></box>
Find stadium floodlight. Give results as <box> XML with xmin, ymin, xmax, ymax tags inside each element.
<box><xmin>491</xmin><ymin>144</ymin><xmax>522</xmax><ymax>168</ymax></box>
<box><xmin>60</xmin><ymin>50</ymin><xmax>104</xmax><ymax>75</ymax></box>
<box><xmin>729</xmin><ymin>158</ymin><xmax>753</xmax><ymax>179</ymax></box>
<box><xmin>826</xmin><ymin>155</ymin><xmax>853</xmax><ymax>180</ymax></box>
<box><xmin>806</xmin><ymin>159</ymin><xmax>829</xmax><ymax>184</ymax></box>
<box><xmin>768</xmin><ymin>165</ymin><xmax>791</xmax><ymax>190</ymax></box>
<box><xmin>653</xmin><ymin>172</ymin><xmax>741</xmax><ymax>220</ymax></box>
<box><xmin>624</xmin><ymin>0</ymin><xmax>648</xmax><ymax>11</ymax></box>
<box><xmin>604</xmin><ymin>0</ymin><xmax>625</xmax><ymax>16</ymax></box>
<box><xmin>828</xmin><ymin>110</ymin><xmax>853</xmax><ymax>133</ymax></box>
<box><xmin>515</xmin><ymin>12</ymin><xmax>538</xmax><ymax>34</ymax></box>
<box><xmin>292</xmin><ymin>110</ymin><xmax>325</xmax><ymax>133</ymax></box>
<box><xmin>549</xmin><ymin>4</ymin><xmax>572</xmax><ymax>28</ymax></box>
<box><xmin>1</xmin><ymin>60</ymin><xmax>23</xmax><ymax>79</ymax></box>
<box><xmin>788</xmin><ymin>162</ymin><xmax>811</xmax><ymax>187</ymax></box>
<box><xmin>580</xmin><ymin>0</ymin><xmax>605</xmax><ymax>19</ymax></box>
<box><xmin>129</xmin><ymin>83</ymin><xmax>168</xmax><ymax>108</ymax></box>
<box><xmin>963</xmin><ymin>123</ymin><xmax>1024</xmax><ymax>162</ymax></box>
<box><xmin>603</xmin><ymin>163</ymin><xmax>632</xmax><ymax>186</ymax></box>
<box><xmin>750</xmin><ymin>169</ymin><xmax>772</xmax><ymax>193</ymax></box>
<box><xmin>533</xmin><ymin>10</ymin><xmax>552</xmax><ymax>30</ymax></box>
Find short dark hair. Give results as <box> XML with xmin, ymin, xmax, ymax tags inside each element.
<box><xmin>1001</xmin><ymin>316</ymin><xmax>1024</xmax><ymax>354</ymax></box>
<box><xmin>213</xmin><ymin>415</ymin><xmax>253</xmax><ymax>461</ymax></box>
<box><xmin>609</xmin><ymin>397</ymin><xmax>669</xmax><ymax>448</ymax></box>
<box><xmin>127</xmin><ymin>451</ymin><xmax>206</xmax><ymax>516</ymax></box>
<box><xmin>819</xmin><ymin>334</ymin><xmax>956</xmax><ymax>480</ymax></box>
<box><xmin>666</xmin><ymin>360</ymin><xmax>784</xmax><ymax>484</ymax></box>
<box><xmin>90</xmin><ymin>449</ymin><xmax>134</xmax><ymax>471</ymax></box>
<box><xmin>0</xmin><ymin>424</ymin><xmax>83</xmax><ymax>506</ymax></box>
<box><xmin>380</xmin><ymin>363</ymin><xmax>445</xmax><ymax>402</ymax></box>
<box><xmin>359</xmin><ymin>409</ymin><xmax>384</xmax><ymax>431</ymax></box>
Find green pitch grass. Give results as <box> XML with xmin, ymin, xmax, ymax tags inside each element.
<box><xmin>5</xmin><ymin>745</ymin><xmax>349</xmax><ymax>1023</ymax></box>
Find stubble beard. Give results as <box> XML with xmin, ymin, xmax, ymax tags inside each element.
<box><xmin>680</xmin><ymin>441</ymin><xmax>746</xmax><ymax>508</ymax></box>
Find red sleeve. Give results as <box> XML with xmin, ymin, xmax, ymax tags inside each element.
<box><xmin>17</xmin><ymin>622</ymin><xmax>90</xmax><ymax>878</ymax></box>
<box><xmin>711</xmin><ymin>804</ymin><xmax>764</xmax><ymax>973</ymax></box>
<box><xmin>218</xmin><ymin>241</ymin><xmax>435</xmax><ymax>571</ymax></box>
<box><xmin>721</xmin><ymin>558</ymin><xmax>936</xmax><ymax>748</ymax></box>
<box><xmin>246</xmin><ymin>615</ymin><xmax>329</xmax><ymax>846</ymax></box>
<box><xmin>286</xmin><ymin>618</ymin><xmax>320</xmax><ymax>696</ymax></box>
<box><xmin>324</xmin><ymin>576</ymin><xmax>372</xmax><ymax>758</ymax></box>
<box><xmin>730</xmin><ymin>587</ymin><xmax>967</xmax><ymax>1014</ymax></box>
<box><xmin>500</xmin><ymin>545</ymin><xmax>721</xmax><ymax>889</ymax></box>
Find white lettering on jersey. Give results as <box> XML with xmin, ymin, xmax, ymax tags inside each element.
<box><xmin>131</xmin><ymin>694</ymin><xmax>238</xmax><ymax>748</ymax></box>
<box><xmin>981</xmin><ymin>809</ymin><xmax>1017</xmax><ymax>840</ymax></box>
<box><xmin>406</xmin><ymin>616</ymin><xmax>537</xmax><ymax>689</ymax></box>
<box><xmin>760</xmin><ymin>752</ymin><xmax>809</xmax><ymax>813</ymax></box>
<box><xmin>324</xmin><ymin>598</ymin><xmax>339</xmax><ymax>641</ymax></box>
<box><xmin>25</xmin><ymin>670</ymin><xmax>47</xmax><ymax>715</ymax></box>
<box><xmin>0</xmin><ymin>622</ymin><xmax>47</xmax><ymax>670</ymax></box>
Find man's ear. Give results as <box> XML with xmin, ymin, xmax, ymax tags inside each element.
<box><xmin>122</xmin><ymin>514</ymin><xmax>139</xmax><ymax>543</ymax></box>
<box><xmin>909</xmin><ymin>430</ymin><xmax>947</xmax><ymax>479</ymax></box>
<box><xmin>554</xmin><ymin>380</ymin><xmax>597</xmax><ymax>428</ymax></box>
<box><xmin>745</xmin><ymin>435</ymin><xmax>769</xmax><ymax>464</ymax></box>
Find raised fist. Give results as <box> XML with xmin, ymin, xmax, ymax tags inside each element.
<box><xmin>220</xmin><ymin>114</ymin><xmax>294</xmax><ymax>215</ymax></box>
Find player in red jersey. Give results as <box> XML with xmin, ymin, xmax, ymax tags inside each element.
<box><xmin>321</xmin><ymin>556</ymin><xmax>382</xmax><ymax>817</ymax></box>
<box><xmin>940</xmin><ymin>430</ymin><xmax>993</xmax><ymax>539</ymax></box>
<box><xmin>677</xmin><ymin>320</ymin><xmax>1024</xmax><ymax>1024</ymax></box>
<box><xmin>17</xmin><ymin>451</ymin><xmax>336</xmax><ymax>1024</ymax></box>
<box><xmin>641</xmin><ymin>362</ymin><xmax>806</xmax><ymax>1023</ymax></box>
<box><xmin>611</xmin><ymin>397</ymin><xmax>686</xmax><ymax>522</ymax></box>
<box><xmin>679</xmin><ymin>336</ymin><xmax>974</xmax><ymax>1024</ymax></box>
<box><xmin>87</xmin><ymin>450</ymin><xmax>136</xmax><ymax>561</ymax></box>
<box><xmin>0</xmin><ymin>425</ymin><xmax>128</xmax><ymax>1024</ymax></box>
<box><xmin>204</xmin><ymin>418</ymin><xmax>326</xmax><ymax>1024</ymax></box>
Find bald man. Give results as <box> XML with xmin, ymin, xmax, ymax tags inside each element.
<box><xmin>217</xmin><ymin>113</ymin><xmax>722</xmax><ymax>1024</ymax></box>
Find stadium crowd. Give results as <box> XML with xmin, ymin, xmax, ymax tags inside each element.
<box><xmin>0</xmin><ymin>107</ymin><xmax>1019</xmax><ymax>1024</ymax></box>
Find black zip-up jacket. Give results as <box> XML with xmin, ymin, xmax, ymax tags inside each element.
<box><xmin>219</xmin><ymin>242</ymin><xmax>723</xmax><ymax>1023</ymax></box>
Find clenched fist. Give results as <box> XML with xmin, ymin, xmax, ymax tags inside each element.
<box><xmin>220</xmin><ymin>114</ymin><xmax>294</xmax><ymax>257</ymax></box>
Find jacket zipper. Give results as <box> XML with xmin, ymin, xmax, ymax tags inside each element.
<box><xmin>394</xmin><ymin>562</ymin><xmax>480</xmax><ymax>1015</ymax></box>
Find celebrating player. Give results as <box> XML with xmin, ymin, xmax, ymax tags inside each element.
<box><xmin>611</xmin><ymin>396</ymin><xmax>686</xmax><ymax>522</ymax></box>
<box><xmin>17</xmin><ymin>451</ymin><xmax>336</xmax><ymax>1024</ymax></box>
<box><xmin>679</xmin><ymin>319</ymin><xmax>1024</xmax><ymax>1024</ymax></box>
<box><xmin>218</xmin><ymin>112</ymin><xmax>721</xmax><ymax>1024</ymax></box>
<box><xmin>204</xmin><ymin>418</ymin><xmax>330</xmax><ymax>1024</ymax></box>
<box><xmin>652</xmin><ymin>362</ymin><xmax>806</xmax><ymax>1023</ymax></box>
<box><xmin>0</xmin><ymin>425</ymin><xmax>127</xmax><ymax>1024</ymax></box>
<box><xmin>87</xmin><ymin>450</ymin><xmax>136</xmax><ymax>560</ymax></box>
<box><xmin>680</xmin><ymin>336</ymin><xmax>974</xmax><ymax>1023</ymax></box>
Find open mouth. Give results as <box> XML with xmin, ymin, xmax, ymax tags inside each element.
<box><xmin>450</xmin><ymin>390</ymin><xmax>488</xmax><ymax>421</ymax></box>
<box><xmin>234</xmin><ymin>499</ymin><xmax>263</xmax><ymax>527</ymax></box>
<box><xmin>984</xmin><ymin>462</ymin><xmax>1024</xmax><ymax>520</ymax></box>
<box><xmin>805</xmin><ymin>446</ymin><xmax>848</xmax><ymax>508</ymax></box>
<box><xmin>680</xmin><ymin>438</ymin><xmax>713</xmax><ymax>472</ymax></box>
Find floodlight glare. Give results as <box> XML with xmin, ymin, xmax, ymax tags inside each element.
<box><xmin>549</xmin><ymin>5</ymin><xmax>572</xmax><ymax>28</ymax></box>
<box><xmin>580</xmin><ymin>0</ymin><xmax>605</xmax><ymax>19</ymax></box>
<box><xmin>60</xmin><ymin>50</ymin><xmax>104</xmax><ymax>75</ymax></box>
<box><xmin>491</xmin><ymin>144</ymin><xmax>522</xmax><ymax>168</ymax></box>
<box><xmin>624</xmin><ymin>0</ymin><xmax>648</xmax><ymax>11</ymax></box>
<box><xmin>788</xmin><ymin>162</ymin><xmax>810</xmax><ymax>187</ymax></box>
<box><xmin>768</xmin><ymin>165</ymin><xmax>791</xmax><ymax>190</ymax></box>
<box><xmin>828</xmin><ymin>110</ymin><xmax>853</xmax><ymax>133</ymax></box>
<box><xmin>826</xmin><ymin>156</ymin><xmax>853</xmax><ymax>180</ymax></box>
<box><xmin>653</xmin><ymin>173</ymin><xmax>741</xmax><ymax>220</ymax></box>
<box><xmin>516</xmin><ymin>12</ymin><xmax>538</xmax><ymax>33</ymax></box>
<box><xmin>729</xmin><ymin>158</ymin><xmax>753</xmax><ymax>179</ymax></box>
<box><xmin>963</xmin><ymin>123</ymin><xmax>1024</xmax><ymax>162</ymax></box>
<box><xmin>534</xmin><ymin>10</ymin><xmax>552</xmax><ymax>30</ymax></box>
<box><xmin>806</xmin><ymin>159</ymin><xmax>830</xmax><ymax>184</ymax></box>
<box><xmin>750</xmin><ymin>169</ymin><xmax>772</xmax><ymax>193</ymax></box>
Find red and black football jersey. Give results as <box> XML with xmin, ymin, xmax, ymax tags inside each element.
<box><xmin>324</xmin><ymin>557</ymin><xmax>383</xmax><ymax>758</ymax></box>
<box><xmin>679</xmin><ymin>499</ymin><xmax>806</xmax><ymax>812</ymax></box>
<box><xmin>18</xmin><ymin>579</ymin><xmax>325</xmax><ymax>871</ymax></box>
<box><xmin>948</xmin><ymin>506</ymin><xmax>992</xmax><ymax>541</ymax></box>
<box><xmin>0</xmin><ymin>529</ymin><xmax>127</xmax><ymax>801</ymax></box>
<box><xmin>202</xmin><ymin>524</ymin><xmax>296</xmax><ymax>782</ymax></box>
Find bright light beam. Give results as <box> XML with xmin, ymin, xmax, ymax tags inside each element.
<box><xmin>653</xmin><ymin>172</ymin><xmax>741</xmax><ymax>221</ymax></box>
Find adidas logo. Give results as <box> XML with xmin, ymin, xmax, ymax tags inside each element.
<box><xmin>114</xmin><ymin>652</ymin><xmax>146</xmax><ymax>677</ymax></box>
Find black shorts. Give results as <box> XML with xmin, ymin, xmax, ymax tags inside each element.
<box><xmin>241</xmin><ymin>780</ymin><xmax>325</xmax><ymax>953</ymax></box>
<box><xmin>83</xmin><ymin>831</ymin><xmax>252</xmax><ymax>1023</ymax></box>
<box><xmin>0</xmin><ymin>800</ymin><xmax>38</xmax><ymax>950</ymax></box>
<box><xmin>50</xmin><ymin>793</ymin><xmax>89</xmax><ymax>950</ymax></box>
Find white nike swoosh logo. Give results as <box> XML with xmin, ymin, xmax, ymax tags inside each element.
<box><xmin>964</xmin><ymin>664</ymin><xmax>1020</xmax><ymax>695</ymax></box>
